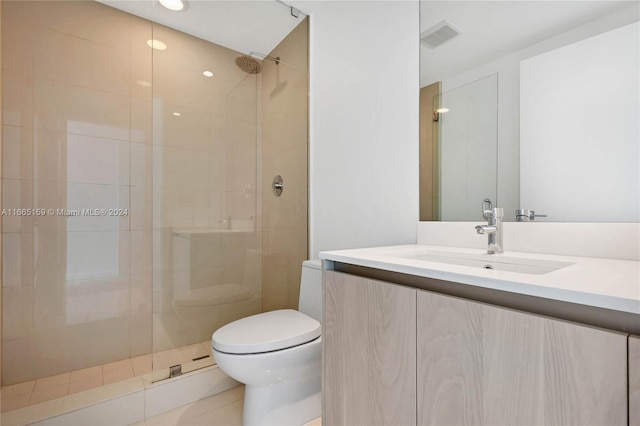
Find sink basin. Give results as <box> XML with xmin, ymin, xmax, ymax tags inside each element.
<box><xmin>392</xmin><ymin>249</ymin><xmax>573</xmax><ymax>275</ymax></box>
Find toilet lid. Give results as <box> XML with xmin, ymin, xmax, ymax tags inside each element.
<box><xmin>212</xmin><ymin>309</ymin><xmax>321</xmax><ymax>354</ymax></box>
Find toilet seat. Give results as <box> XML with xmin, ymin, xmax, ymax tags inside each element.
<box><xmin>212</xmin><ymin>309</ymin><xmax>321</xmax><ymax>354</ymax></box>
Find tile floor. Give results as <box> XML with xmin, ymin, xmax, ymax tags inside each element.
<box><xmin>1</xmin><ymin>340</ymin><xmax>214</xmax><ymax>413</ymax></box>
<box><xmin>134</xmin><ymin>385</ymin><xmax>322</xmax><ymax>426</ymax></box>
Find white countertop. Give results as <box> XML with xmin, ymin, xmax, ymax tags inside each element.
<box><xmin>319</xmin><ymin>244</ymin><xmax>640</xmax><ymax>315</ymax></box>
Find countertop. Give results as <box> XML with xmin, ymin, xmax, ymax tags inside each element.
<box><xmin>320</xmin><ymin>244</ymin><xmax>640</xmax><ymax>316</ymax></box>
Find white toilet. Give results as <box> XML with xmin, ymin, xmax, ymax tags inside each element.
<box><xmin>212</xmin><ymin>260</ymin><xmax>322</xmax><ymax>426</ymax></box>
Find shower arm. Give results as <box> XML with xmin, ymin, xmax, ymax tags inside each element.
<box><xmin>249</xmin><ymin>51</ymin><xmax>300</xmax><ymax>71</ymax></box>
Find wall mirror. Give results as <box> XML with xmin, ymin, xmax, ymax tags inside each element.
<box><xmin>419</xmin><ymin>1</ymin><xmax>639</xmax><ymax>222</ymax></box>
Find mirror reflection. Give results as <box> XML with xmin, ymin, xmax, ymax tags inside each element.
<box><xmin>419</xmin><ymin>1</ymin><xmax>640</xmax><ymax>222</ymax></box>
<box><xmin>420</xmin><ymin>74</ymin><xmax>498</xmax><ymax>221</ymax></box>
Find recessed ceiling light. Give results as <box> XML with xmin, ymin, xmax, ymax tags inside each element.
<box><xmin>159</xmin><ymin>0</ymin><xmax>184</xmax><ymax>11</ymax></box>
<box><xmin>146</xmin><ymin>39</ymin><xmax>167</xmax><ymax>51</ymax></box>
<box><xmin>136</xmin><ymin>80</ymin><xmax>152</xmax><ymax>87</ymax></box>
<box><xmin>202</xmin><ymin>70</ymin><xmax>214</xmax><ymax>77</ymax></box>
<box><xmin>172</xmin><ymin>112</ymin><xmax>181</xmax><ymax>117</ymax></box>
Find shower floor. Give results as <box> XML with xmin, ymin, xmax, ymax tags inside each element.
<box><xmin>1</xmin><ymin>340</ymin><xmax>214</xmax><ymax>413</ymax></box>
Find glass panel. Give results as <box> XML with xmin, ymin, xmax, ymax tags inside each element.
<box><xmin>1</xmin><ymin>0</ymin><xmax>154</xmax><ymax>408</ymax></box>
<box><xmin>0</xmin><ymin>0</ymin><xmax>309</xmax><ymax>418</ymax></box>
<box><xmin>149</xmin><ymin>11</ymin><xmax>309</xmax><ymax>383</ymax></box>
<box><xmin>149</xmin><ymin>21</ymin><xmax>262</xmax><ymax>380</ymax></box>
<box><xmin>433</xmin><ymin>74</ymin><xmax>498</xmax><ymax>221</ymax></box>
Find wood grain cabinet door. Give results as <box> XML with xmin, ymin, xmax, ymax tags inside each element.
<box><xmin>323</xmin><ymin>271</ymin><xmax>417</xmax><ymax>426</ymax></box>
<box><xmin>417</xmin><ymin>289</ymin><xmax>628</xmax><ymax>425</ymax></box>
<box><xmin>630</xmin><ymin>335</ymin><xmax>640</xmax><ymax>426</ymax></box>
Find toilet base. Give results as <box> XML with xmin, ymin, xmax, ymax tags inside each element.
<box><xmin>243</xmin><ymin>376</ymin><xmax>321</xmax><ymax>426</ymax></box>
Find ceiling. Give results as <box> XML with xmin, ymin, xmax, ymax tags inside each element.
<box><xmin>420</xmin><ymin>1</ymin><xmax>636</xmax><ymax>86</ymax></box>
<box><xmin>97</xmin><ymin>0</ymin><xmax>635</xmax><ymax>87</ymax></box>
<box><xmin>96</xmin><ymin>0</ymin><xmax>304</xmax><ymax>56</ymax></box>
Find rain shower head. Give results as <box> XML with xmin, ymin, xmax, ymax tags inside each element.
<box><xmin>235</xmin><ymin>51</ymin><xmax>300</xmax><ymax>74</ymax></box>
<box><xmin>235</xmin><ymin>55</ymin><xmax>263</xmax><ymax>74</ymax></box>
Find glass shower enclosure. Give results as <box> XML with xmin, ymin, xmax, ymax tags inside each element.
<box><xmin>0</xmin><ymin>0</ymin><xmax>308</xmax><ymax>416</ymax></box>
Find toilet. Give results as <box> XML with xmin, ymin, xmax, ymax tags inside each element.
<box><xmin>212</xmin><ymin>260</ymin><xmax>322</xmax><ymax>426</ymax></box>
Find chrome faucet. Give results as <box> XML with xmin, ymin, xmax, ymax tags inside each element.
<box><xmin>475</xmin><ymin>199</ymin><xmax>503</xmax><ymax>254</ymax></box>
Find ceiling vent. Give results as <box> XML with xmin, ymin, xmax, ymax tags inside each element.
<box><xmin>421</xmin><ymin>20</ymin><xmax>462</xmax><ymax>49</ymax></box>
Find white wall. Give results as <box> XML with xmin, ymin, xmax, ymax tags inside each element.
<box><xmin>294</xmin><ymin>1</ymin><xmax>420</xmax><ymax>257</ymax></box>
<box><xmin>439</xmin><ymin>3</ymin><xmax>639</xmax><ymax>221</ymax></box>
<box><xmin>417</xmin><ymin>222</ymin><xmax>640</xmax><ymax>261</ymax></box>
<box><xmin>520</xmin><ymin>22</ymin><xmax>639</xmax><ymax>222</ymax></box>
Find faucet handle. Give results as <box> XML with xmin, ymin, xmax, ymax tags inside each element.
<box><xmin>482</xmin><ymin>198</ymin><xmax>493</xmax><ymax>220</ymax></box>
<box><xmin>515</xmin><ymin>209</ymin><xmax>547</xmax><ymax>221</ymax></box>
<box><xmin>529</xmin><ymin>210</ymin><xmax>546</xmax><ymax>220</ymax></box>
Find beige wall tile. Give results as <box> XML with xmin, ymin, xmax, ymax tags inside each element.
<box><xmin>4</xmin><ymin>1</ymin><xmax>136</xmax><ymax>51</ymax></box>
<box><xmin>130</xmin><ymin>354</ymin><xmax>152</xmax><ymax>377</ymax></box>
<box><xmin>70</xmin><ymin>366</ymin><xmax>102</xmax><ymax>383</ymax></box>
<box><xmin>1</xmin><ymin>393</ymin><xmax>31</xmax><ymax>412</ymax></box>
<box><xmin>29</xmin><ymin>382</ymin><xmax>68</xmax><ymax>405</ymax></box>
<box><xmin>33</xmin><ymin>27</ymin><xmax>130</xmax><ymax>97</ymax></box>
<box><xmin>261</xmin><ymin>18</ymin><xmax>308</xmax><ymax>312</ymax></box>
<box><xmin>2</xmin><ymin>125</ymin><xmax>33</xmax><ymax>181</ymax></box>
<box><xmin>1</xmin><ymin>380</ymin><xmax>35</xmax><ymax>398</ymax></box>
<box><xmin>1</xmin><ymin>232</ymin><xmax>35</xmax><ymax>287</ymax></box>
<box><xmin>68</xmin><ymin>375</ymin><xmax>103</xmax><ymax>395</ymax></box>
<box><xmin>34</xmin><ymin>373</ymin><xmax>70</xmax><ymax>392</ymax></box>
<box><xmin>34</xmin><ymin>80</ymin><xmax>127</xmax><ymax>138</ymax></box>
<box><xmin>161</xmin><ymin>106</ymin><xmax>212</xmax><ymax>151</ymax></box>
<box><xmin>102</xmin><ymin>359</ymin><xmax>134</xmax><ymax>385</ymax></box>
<box><xmin>2</xmin><ymin>71</ymin><xmax>34</xmax><ymax>127</ymax></box>
<box><xmin>130</xmin><ymin>97</ymin><xmax>152</xmax><ymax>143</ymax></box>
<box><xmin>1</xmin><ymin>179</ymin><xmax>35</xmax><ymax>233</ymax></box>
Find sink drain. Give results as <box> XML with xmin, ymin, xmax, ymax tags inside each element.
<box><xmin>483</xmin><ymin>264</ymin><xmax>494</xmax><ymax>270</ymax></box>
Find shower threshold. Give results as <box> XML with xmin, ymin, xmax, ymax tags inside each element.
<box><xmin>1</xmin><ymin>340</ymin><xmax>214</xmax><ymax>414</ymax></box>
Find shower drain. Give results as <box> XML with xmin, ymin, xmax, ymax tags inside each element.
<box><xmin>192</xmin><ymin>355</ymin><xmax>211</xmax><ymax>361</ymax></box>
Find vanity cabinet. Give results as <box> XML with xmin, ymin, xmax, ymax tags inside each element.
<box><xmin>631</xmin><ymin>335</ymin><xmax>640</xmax><ymax>425</ymax></box>
<box><xmin>323</xmin><ymin>271</ymin><xmax>417</xmax><ymax>426</ymax></box>
<box><xmin>323</xmin><ymin>270</ymin><xmax>629</xmax><ymax>426</ymax></box>
<box><xmin>417</xmin><ymin>290</ymin><xmax>627</xmax><ymax>425</ymax></box>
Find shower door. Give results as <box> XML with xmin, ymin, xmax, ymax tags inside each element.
<box><xmin>148</xmin><ymin>21</ymin><xmax>263</xmax><ymax>379</ymax></box>
<box><xmin>147</xmin><ymin>4</ymin><xmax>309</xmax><ymax>381</ymax></box>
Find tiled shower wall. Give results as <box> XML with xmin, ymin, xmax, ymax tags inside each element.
<box><xmin>261</xmin><ymin>18</ymin><xmax>309</xmax><ymax>311</ymax></box>
<box><xmin>1</xmin><ymin>0</ymin><xmax>261</xmax><ymax>385</ymax></box>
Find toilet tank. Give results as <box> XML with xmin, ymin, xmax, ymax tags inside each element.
<box><xmin>298</xmin><ymin>259</ymin><xmax>322</xmax><ymax>323</ymax></box>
